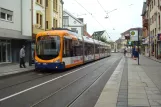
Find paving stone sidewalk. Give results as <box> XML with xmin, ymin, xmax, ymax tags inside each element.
<box><xmin>95</xmin><ymin>55</ymin><xmax>161</xmax><ymax>107</ymax></box>
<box><xmin>0</xmin><ymin>63</ymin><xmax>34</xmax><ymax>77</ymax></box>
<box><xmin>95</xmin><ymin>57</ymin><xmax>125</xmax><ymax>107</ymax></box>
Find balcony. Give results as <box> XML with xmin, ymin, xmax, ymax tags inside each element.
<box><xmin>143</xmin><ymin>19</ymin><xmax>148</xmax><ymax>28</ymax></box>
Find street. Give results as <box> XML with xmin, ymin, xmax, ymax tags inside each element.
<box><xmin>0</xmin><ymin>53</ymin><xmax>122</xmax><ymax>107</ymax></box>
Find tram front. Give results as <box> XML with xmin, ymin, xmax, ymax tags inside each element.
<box><xmin>35</xmin><ymin>34</ymin><xmax>65</xmax><ymax>70</ymax></box>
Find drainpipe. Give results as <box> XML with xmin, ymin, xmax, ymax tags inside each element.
<box><xmin>45</xmin><ymin>0</ymin><xmax>46</xmax><ymax>30</ymax></box>
<box><xmin>29</xmin><ymin>0</ymin><xmax>34</xmax><ymax>66</ymax></box>
<box><xmin>21</xmin><ymin>0</ymin><xmax>23</xmax><ymax>35</ymax></box>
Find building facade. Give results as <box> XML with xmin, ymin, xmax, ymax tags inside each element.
<box><xmin>141</xmin><ymin>2</ymin><xmax>149</xmax><ymax>56</ymax></box>
<box><xmin>0</xmin><ymin>0</ymin><xmax>32</xmax><ymax>63</ymax></box>
<box><xmin>63</xmin><ymin>10</ymin><xmax>85</xmax><ymax>37</ymax></box>
<box><xmin>146</xmin><ymin>0</ymin><xmax>161</xmax><ymax>58</ymax></box>
<box><xmin>0</xmin><ymin>0</ymin><xmax>63</xmax><ymax>63</ymax></box>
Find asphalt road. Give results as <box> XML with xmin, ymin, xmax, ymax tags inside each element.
<box><xmin>0</xmin><ymin>53</ymin><xmax>123</xmax><ymax>107</ymax></box>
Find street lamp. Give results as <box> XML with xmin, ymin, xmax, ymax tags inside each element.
<box><xmin>105</xmin><ymin>8</ymin><xmax>117</xmax><ymax>19</ymax></box>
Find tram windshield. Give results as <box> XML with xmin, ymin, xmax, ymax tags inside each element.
<box><xmin>36</xmin><ymin>35</ymin><xmax>60</xmax><ymax>60</ymax></box>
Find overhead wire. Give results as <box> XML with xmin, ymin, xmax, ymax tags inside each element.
<box><xmin>73</xmin><ymin>0</ymin><xmax>112</xmax><ymax>40</ymax></box>
<box><xmin>97</xmin><ymin>0</ymin><xmax>115</xmax><ymax>31</ymax></box>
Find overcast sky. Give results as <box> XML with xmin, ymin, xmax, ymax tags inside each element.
<box><xmin>63</xmin><ymin>0</ymin><xmax>144</xmax><ymax>41</ymax></box>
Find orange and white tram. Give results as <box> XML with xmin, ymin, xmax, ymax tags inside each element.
<box><xmin>35</xmin><ymin>28</ymin><xmax>111</xmax><ymax>70</ymax></box>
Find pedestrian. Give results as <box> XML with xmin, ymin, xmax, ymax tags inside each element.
<box><xmin>132</xmin><ymin>46</ymin><xmax>136</xmax><ymax>59</ymax></box>
<box><xmin>20</xmin><ymin>45</ymin><xmax>26</xmax><ymax>68</ymax></box>
<box><xmin>124</xmin><ymin>48</ymin><xmax>127</xmax><ymax>56</ymax></box>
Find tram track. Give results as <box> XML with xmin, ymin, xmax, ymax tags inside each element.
<box><xmin>0</xmin><ymin>70</ymin><xmax>54</xmax><ymax>91</ymax></box>
<box><xmin>0</xmin><ymin>56</ymin><xmax>109</xmax><ymax>92</ymax></box>
<box><xmin>30</xmin><ymin>57</ymin><xmax>122</xmax><ymax>107</ymax></box>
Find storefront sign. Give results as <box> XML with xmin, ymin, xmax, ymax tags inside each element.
<box><xmin>143</xmin><ymin>37</ymin><xmax>149</xmax><ymax>45</ymax></box>
<box><xmin>130</xmin><ymin>30</ymin><xmax>138</xmax><ymax>41</ymax></box>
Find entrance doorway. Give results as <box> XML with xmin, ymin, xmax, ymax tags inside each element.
<box><xmin>0</xmin><ymin>40</ymin><xmax>11</xmax><ymax>63</ymax></box>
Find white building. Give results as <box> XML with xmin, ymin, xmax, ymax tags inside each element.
<box><xmin>63</xmin><ymin>10</ymin><xmax>85</xmax><ymax>36</ymax></box>
<box><xmin>0</xmin><ymin>0</ymin><xmax>64</xmax><ymax>63</ymax></box>
<box><xmin>0</xmin><ymin>0</ymin><xmax>32</xmax><ymax>63</ymax></box>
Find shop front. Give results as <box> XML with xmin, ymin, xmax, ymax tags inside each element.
<box><xmin>157</xmin><ymin>34</ymin><xmax>161</xmax><ymax>59</ymax></box>
<box><xmin>142</xmin><ymin>37</ymin><xmax>149</xmax><ymax>56</ymax></box>
<box><xmin>0</xmin><ymin>39</ymin><xmax>11</xmax><ymax>63</ymax></box>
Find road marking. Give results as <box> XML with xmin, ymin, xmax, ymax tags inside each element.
<box><xmin>0</xmin><ymin>58</ymin><xmax>108</xmax><ymax>102</ymax></box>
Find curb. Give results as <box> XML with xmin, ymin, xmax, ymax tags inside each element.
<box><xmin>144</xmin><ymin>56</ymin><xmax>161</xmax><ymax>63</ymax></box>
<box><xmin>0</xmin><ymin>69</ymin><xmax>35</xmax><ymax>79</ymax></box>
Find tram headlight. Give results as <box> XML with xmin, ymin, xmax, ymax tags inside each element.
<box><xmin>55</xmin><ymin>59</ymin><xmax>60</xmax><ymax>63</ymax></box>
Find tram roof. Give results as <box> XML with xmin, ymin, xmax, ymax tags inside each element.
<box><xmin>83</xmin><ymin>36</ymin><xmax>94</xmax><ymax>44</ymax></box>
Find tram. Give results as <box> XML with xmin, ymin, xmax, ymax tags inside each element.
<box><xmin>35</xmin><ymin>28</ymin><xmax>111</xmax><ymax>70</ymax></box>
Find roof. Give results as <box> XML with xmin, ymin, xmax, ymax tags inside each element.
<box><xmin>63</xmin><ymin>10</ymin><xmax>84</xmax><ymax>25</ymax></box>
<box><xmin>141</xmin><ymin>2</ymin><xmax>147</xmax><ymax>16</ymax></box>
<box><xmin>92</xmin><ymin>30</ymin><xmax>105</xmax><ymax>37</ymax></box>
<box><xmin>84</xmin><ymin>31</ymin><xmax>92</xmax><ymax>38</ymax></box>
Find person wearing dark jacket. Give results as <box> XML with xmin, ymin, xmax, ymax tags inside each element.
<box><xmin>20</xmin><ymin>45</ymin><xmax>26</xmax><ymax>68</ymax></box>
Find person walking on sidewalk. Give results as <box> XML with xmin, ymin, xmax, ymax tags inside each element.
<box><xmin>20</xmin><ymin>45</ymin><xmax>26</xmax><ymax>68</ymax></box>
<box><xmin>124</xmin><ymin>48</ymin><xmax>127</xmax><ymax>56</ymax></box>
<box><xmin>132</xmin><ymin>46</ymin><xmax>136</xmax><ymax>58</ymax></box>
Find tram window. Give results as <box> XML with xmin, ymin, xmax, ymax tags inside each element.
<box><xmin>73</xmin><ymin>40</ymin><xmax>83</xmax><ymax>56</ymax></box>
<box><xmin>95</xmin><ymin>44</ymin><xmax>99</xmax><ymax>54</ymax></box>
<box><xmin>85</xmin><ymin>43</ymin><xmax>94</xmax><ymax>56</ymax></box>
<box><xmin>63</xmin><ymin>38</ymin><xmax>73</xmax><ymax>57</ymax></box>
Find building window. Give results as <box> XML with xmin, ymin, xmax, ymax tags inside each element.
<box><xmin>155</xmin><ymin>28</ymin><xmax>156</xmax><ymax>36</ymax></box>
<box><xmin>40</xmin><ymin>0</ymin><xmax>42</xmax><ymax>5</ymax></box>
<box><xmin>1</xmin><ymin>12</ymin><xmax>6</xmax><ymax>19</ymax></box>
<box><xmin>46</xmin><ymin>0</ymin><xmax>48</xmax><ymax>7</ymax></box>
<box><xmin>158</xmin><ymin>0</ymin><xmax>160</xmax><ymax>7</ymax></box>
<box><xmin>36</xmin><ymin>0</ymin><xmax>43</xmax><ymax>5</ymax></box>
<box><xmin>63</xmin><ymin>16</ymin><xmax>69</xmax><ymax>27</ymax></box>
<box><xmin>36</xmin><ymin>13</ymin><xmax>39</xmax><ymax>24</ymax></box>
<box><xmin>40</xmin><ymin>14</ymin><xmax>42</xmax><ymax>26</ymax></box>
<box><xmin>46</xmin><ymin>21</ymin><xmax>48</xmax><ymax>29</ymax></box>
<box><xmin>159</xmin><ymin>15</ymin><xmax>160</xmax><ymax>30</ymax></box>
<box><xmin>0</xmin><ymin>8</ymin><xmax>13</xmax><ymax>22</ymax></box>
<box><xmin>53</xmin><ymin>0</ymin><xmax>58</xmax><ymax>11</ymax></box>
<box><xmin>152</xmin><ymin>1</ymin><xmax>153</xmax><ymax>9</ymax></box>
<box><xmin>154</xmin><ymin>0</ymin><xmax>155</xmax><ymax>5</ymax></box>
<box><xmin>36</xmin><ymin>12</ymin><xmax>43</xmax><ymax>28</ymax></box>
<box><xmin>56</xmin><ymin>19</ymin><xmax>57</xmax><ymax>28</ymax></box>
<box><xmin>53</xmin><ymin>18</ymin><xmax>57</xmax><ymax>28</ymax></box>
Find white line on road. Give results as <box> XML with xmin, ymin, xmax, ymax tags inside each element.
<box><xmin>0</xmin><ymin>58</ymin><xmax>108</xmax><ymax>102</ymax></box>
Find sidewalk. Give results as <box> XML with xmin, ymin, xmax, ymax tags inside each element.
<box><xmin>146</xmin><ymin>56</ymin><xmax>161</xmax><ymax>63</ymax></box>
<box><xmin>95</xmin><ymin>55</ymin><xmax>161</xmax><ymax>107</ymax></box>
<box><xmin>0</xmin><ymin>63</ymin><xmax>35</xmax><ymax>77</ymax></box>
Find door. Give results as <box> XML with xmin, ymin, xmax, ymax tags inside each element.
<box><xmin>0</xmin><ymin>42</ymin><xmax>1</xmax><ymax>62</ymax></box>
<box><xmin>2</xmin><ymin>42</ymin><xmax>6</xmax><ymax>62</ymax></box>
